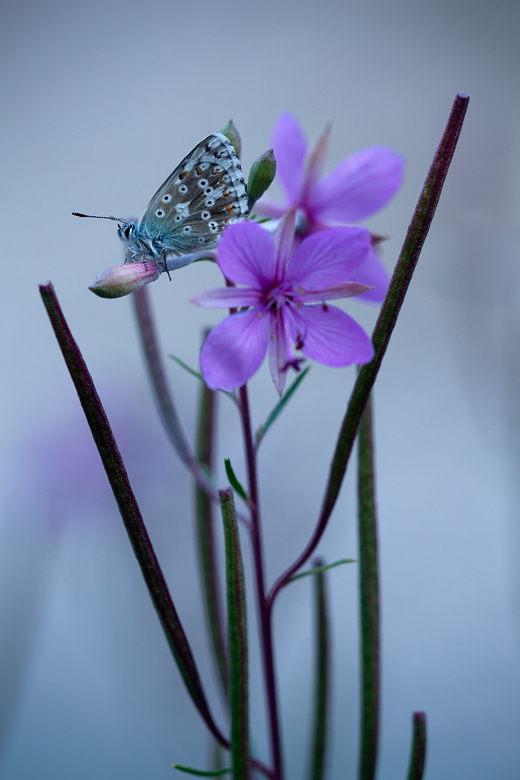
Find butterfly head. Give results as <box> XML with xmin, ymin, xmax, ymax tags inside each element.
<box><xmin>117</xmin><ymin>220</ymin><xmax>138</xmax><ymax>245</ymax></box>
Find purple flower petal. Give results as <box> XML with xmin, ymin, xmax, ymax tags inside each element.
<box><xmin>348</xmin><ymin>246</ymin><xmax>390</xmax><ymax>304</ymax></box>
<box><xmin>200</xmin><ymin>308</ymin><xmax>270</xmax><ymax>390</ymax></box>
<box><xmin>217</xmin><ymin>222</ymin><xmax>275</xmax><ymax>290</ymax></box>
<box><xmin>300</xmin><ymin>123</ymin><xmax>331</xmax><ymax>206</ymax></box>
<box><xmin>300</xmin><ymin>282</ymin><xmax>373</xmax><ymax>303</ymax></box>
<box><xmin>273</xmin><ymin>205</ymin><xmax>296</xmax><ymax>280</ymax></box>
<box><xmin>268</xmin><ymin>310</ymin><xmax>291</xmax><ymax>396</ymax></box>
<box><xmin>309</xmin><ymin>146</ymin><xmax>405</xmax><ymax>223</ymax></box>
<box><xmin>288</xmin><ymin>227</ymin><xmax>371</xmax><ymax>289</ymax></box>
<box><xmin>190</xmin><ymin>287</ymin><xmax>263</xmax><ymax>309</ymax></box>
<box><xmin>288</xmin><ymin>304</ymin><xmax>374</xmax><ymax>366</ymax></box>
<box><xmin>253</xmin><ymin>197</ymin><xmax>287</xmax><ymax>219</ymax></box>
<box><xmin>271</xmin><ymin>112</ymin><xmax>307</xmax><ymax>204</ymax></box>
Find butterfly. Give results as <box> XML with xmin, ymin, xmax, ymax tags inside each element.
<box><xmin>73</xmin><ymin>132</ymin><xmax>249</xmax><ymax>270</ymax></box>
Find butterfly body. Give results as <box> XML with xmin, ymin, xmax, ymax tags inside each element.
<box><xmin>117</xmin><ymin>132</ymin><xmax>249</xmax><ymax>267</ymax></box>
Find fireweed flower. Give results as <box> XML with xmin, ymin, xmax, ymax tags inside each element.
<box><xmin>256</xmin><ymin>112</ymin><xmax>405</xmax><ymax>303</ymax></box>
<box><xmin>191</xmin><ymin>208</ymin><xmax>375</xmax><ymax>394</ymax></box>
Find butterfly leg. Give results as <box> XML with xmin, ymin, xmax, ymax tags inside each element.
<box><xmin>162</xmin><ymin>249</ymin><xmax>172</xmax><ymax>281</ymax></box>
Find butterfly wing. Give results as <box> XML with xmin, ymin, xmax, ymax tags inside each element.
<box><xmin>138</xmin><ymin>133</ymin><xmax>249</xmax><ymax>255</ymax></box>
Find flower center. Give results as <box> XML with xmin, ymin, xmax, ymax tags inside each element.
<box><xmin>264</xmin><ymin>281</ymin><xmax>297</xmax><ymax>310</ymax></box>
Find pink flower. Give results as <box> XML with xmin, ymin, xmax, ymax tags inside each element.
<box><xmin>191</xmin><ymin>208</ymin><xmax>375</xmax><ymax>394</ymax></box>
<box><xmin>257</xmin><ymin>112</ymin><xmax>405</xmax><ymax>303</ymax></box>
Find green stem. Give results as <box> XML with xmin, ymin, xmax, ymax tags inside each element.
<box><xmin>220</xmin><ymin>488</ymin><xmax>249</xmax><ymax>780</ymax></box>
<box><xmin>357</xmin><ymin>397</ymin><xmax>380</xmax><ymax>780</ymax></box>
<box><xmin>406</xmin><ymin>712</ymin><xmax>427</xmax><ymax>780</ymax></box>
<box><xmin>195</xmin><ymin>379</ymin><xmax>229</xmax><ymax>699</ymax></box>
<box><xmin>308</xmin><ymin>562</ymin><xmax>330</xmax><ymax>780</ymax></box>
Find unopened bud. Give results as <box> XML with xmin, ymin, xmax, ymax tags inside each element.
<box><xmin>220</xmin><ymin>120</ymin><xmax>242</xmax><ymax>158</ymax></box>
<box><xmin>89</xmin><ymin>261</ymin><xmax>160</xmax><ymax>298</ymax></box>
<box><xmin>247</xmin><ymin>149</ymin><xmax>276</xmax><ymax>206</ymax></box>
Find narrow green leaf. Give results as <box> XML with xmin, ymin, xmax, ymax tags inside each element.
<box><xmin>319</xmin><ymin>93</ymin><xmax>470</xmax><ymax>533</ymax></box>
<box><xmin>267</xmin><ymin>93</ymin><xmax>471</xmax><ymax>608</ymax></box>
<box><xmin>288</xmin><ymin>558</ymin><xmax>355</xmax><ymax>583</ymax></box>
<box><xmin>255</xmin><ymin>366</ymin><xmax>311</xmax><ymax>446</ymax></box>
<box><xmin>224</xmin><ymin>458</ymin><xmax>248</xmax><ymax>501</ymax></box>
<box><xmin>173</xmin><ymin>766</ymin><xmax>231</xmax><ymax>777</ymax></box>
<box><xmin>168</xmin><ymin>353</ymin><xmax>205</xmax><ymax>381</ymax></box>
<box><xmin>406</xmin><ymin>712</ymin><xmax>427</xmax><ymax>780</ymax></box>
<box><xmin>167</xmin><ymin>353</ymin><xmax>236</xmax><ymax>405</ymax></box>
<box><xmin>195</xmin><ymin>379</ymin><xmax>228</xmax><ymax>698</ymax></box>
<box><xmin>220</xmin><ymin>488</ymin><xmax>249</xmax><ymax>780</ymax></box>
<box><xmin>40</xmin><ymin>283</ymin><xmax>227</xmax><ymax>749</ymax></box>
<box><xmin>307</xmin><ymin>561</ymin><xmax>330</xmax><ymax>780</ymax></box>
<box><xmin>357</xmin><ymin>396</ymin><xmax>380</xmax><ymax>780</ymax></box>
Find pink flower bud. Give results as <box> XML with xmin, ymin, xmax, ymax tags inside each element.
<box><xmin>89</xmin><ymin>261</ymin><xmax>160</xmax><ymax>298</ymax></box>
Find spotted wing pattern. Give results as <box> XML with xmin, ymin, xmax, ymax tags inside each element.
<box><xmin>138</xmin><ymin>133</ymin><xmax>249</xmax><ymax>256</ymax></box>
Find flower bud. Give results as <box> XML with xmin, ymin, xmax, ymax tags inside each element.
<box><xmin>219</xmin><ymin>120</ymin><xmax>242</xmax><ymax>158</ymax></box>
<box><xmin>89</xmin><ymin>261</ymin><xmax>160</xmax><ymax>298</ymax></box>
<box><xmin>247</xmin><ymin>149</ymin><xmax>276</xmax><ymax>206</ymax></box>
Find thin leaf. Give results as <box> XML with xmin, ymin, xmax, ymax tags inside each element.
<box><xmin>168</xmin><ymin>353</ymin><xmax>205</xmax><ymax>381</ymax></box>
<box><xmin>195</xmin><ymin>379</ymin><xmax>228</xmax><ymax>698</ymax></box>
<box><xmin>406</xmin><ymin>712</ymin><xmax>427</xmax><ymax>780</ymax></box>
<box><xmin>267</xmin><ymin>93</ymin><xmax>470</xmax><ymax>607</ymax></box>
<box><xmin>307</xmin><ymin>562</ymin><xmax>331</xmax><ymax>780</ymax></box>
<box><xmin>288</xmin><ymin>559</ymin><xmax>355</xmax><ymax>583</ymax></box>
<box><xmin>173</xmin><ymin>766</ymin><xmax>231</xmax><ymax>777</ymax></box>
<box><xmin>225</xmin><ymin>458</ymin><xmax>248</xmax><ymax>501</ymax></box>
<box><xmin>168</xmin><ymin>353</ymin><xmax>236</xmax><ymax>404</ymax></box>
<box><xmin>220</xmin><ymin>488</ymin><xmax>249</xmax><ymax>780</ymax></box>
<box><xmin>255</xmin><ymin>366</ymin><xmax>311</xmax><ymax>446</ymax></box>
<box><xmin>39</xmin><ymin>283</ymin><xmax>227</xmax><ymax>749</ymax></box>
<box><xmin>357</xmin><ymin>396</ymin><xmax>380</xmax><ymax>780</ymax></box>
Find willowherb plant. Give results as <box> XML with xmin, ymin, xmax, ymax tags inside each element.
<box><xmin>41</xmin><ymin>94</ymin><xmax>469</xmax><ymax>780</ymax></box>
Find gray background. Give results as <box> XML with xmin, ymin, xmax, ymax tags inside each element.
<box><xmin>1</xmin><ymin>0</ymin><xmax>519</xmax><ymax>778</ymax></box>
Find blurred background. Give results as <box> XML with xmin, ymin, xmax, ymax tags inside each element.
<box><xmin>1</xmin><ymin>0</ymin><xmax>519</xmax><ymax>777</ymax></box>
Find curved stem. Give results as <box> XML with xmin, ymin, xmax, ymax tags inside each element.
<box><xmin>133</xmin><ymin>286</ymin><xmax>216</xmax><ymax>489</ymax></box>
<box><xmin>357</xmin><ymin>397</ymin><xmax>380</xmax><ymax>780</ymax></box>
<box><xmin>267</xmin><ymin>92</ymin><xmax>470</xmax><ymax>611</ymax></box>
<box><xmin>238</xmin><ymin>385</ymin><xmax>283</xmax><ymax>780</ymax></box>
<box><xmin>133</xmin><ymin>286</ymin><xmax>249</xmax><ymax>527</ymax></box>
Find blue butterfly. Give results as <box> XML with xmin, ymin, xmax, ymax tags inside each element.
<box><xmin>74</xmin><ymin>133</ymin><xmax>249</xmax><ymax>269</ymax></box>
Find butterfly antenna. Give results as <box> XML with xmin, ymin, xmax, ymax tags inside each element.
<box><xmin>72</xmin><ymin>212</ymin><xmax>129</xmax><ymax>225</ymax></box>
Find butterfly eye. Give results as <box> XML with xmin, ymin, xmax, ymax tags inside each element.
<box><xmin>183</xmin><ymin>225</ymin><xmax>193</xmax><ymax>234</ymax></box>
<box><xmin>197</xmin><ymin>179</ymin><xmax>208</xmax><ymax>189</ymax></box>
<box><xmin>179</xmin><ymin>184</ymin><xmax>188</xmax><ymax>195</ymax></box>
<box><xmin>124</xmin><ymin>226</ymin><xmax>132</xmax><ymax>239</ymax></box>
<box><xmin>204</xmin><ymin>187</ymin><xmax>213</xmax><ymax>196</ymax></box>
<box><xmin>174</xmin><ymin>215</ymin><xmax>183</xmax><ymax>222</ymax></box>
<box><xmin>161</xmin><ymin>194</ymin><xmax>172</xmax><ymax>203</ymax></box>
<box><xmin>155</xmin><ymin>209</ymin><xmax>165</xmax><ymax>218</ymax></box>
<box><xmin>198</xmin><ymin>236</ymin><xmax>206</xmax><ymax>244</ymax></box>
<box><xmin>201</xmin><ymin>210</ymin><xmax>211</xmax><ymax>220</ymax></box>
<box><xmin>205</xmin><ymin>198</ymin><xmax>215</xmax><ymax>207</ymax></box>
<box><xmin>208</xmin><ymin>221</ymin><xmax>219</xmax><ymax>233</ymax></box>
